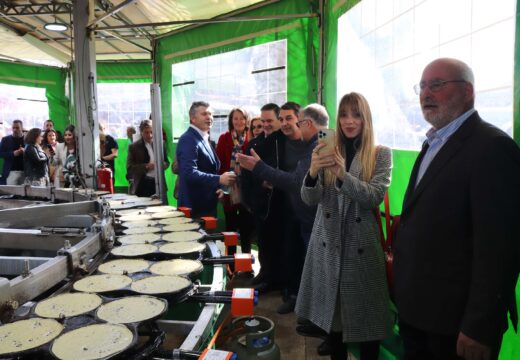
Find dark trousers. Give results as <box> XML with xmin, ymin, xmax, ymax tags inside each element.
<box><xmin>256</xmin><ymin>215</ymin><xmax>284</xmax><ymax>286</ymax></box>
<box><xmin>136</xmin><ymin>176</ymin><xmax>155</xmax><ymax>197</ymax></box>
<box><xmin>282</xmin><ymin>218</ymin><xmax>306</xmax><ymax>297</ymax></box>
<box><xmin>224</xmin><ymin>205</ymin><xmax>255</xmax><ymax>253</ymax></box>
<box><xmin>399</xmin><ymin>321</ymin><xmax>501</xmax><ymax>360</ymax></box>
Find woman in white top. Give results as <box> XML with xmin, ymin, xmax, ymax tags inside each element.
<box><xmin>55</xmin><ymin>125</ymin><xmax>80</xmax><ymax>188</ymax></box>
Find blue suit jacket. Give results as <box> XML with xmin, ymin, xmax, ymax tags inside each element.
<box><xmin>0</xmin><ymin>135</ymin><xmax>22</xmax><ymax>185</ymax></box>
<box><xmin>176</xmin><ymin>127</ymin><xmax>221</xmax><ymax>217</ymax></box>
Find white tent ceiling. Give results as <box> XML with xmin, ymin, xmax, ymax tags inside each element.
<box><xmin>0</xmin><ymin>0</ymin><xmax>273</xmax><ymax>67</ymax></box>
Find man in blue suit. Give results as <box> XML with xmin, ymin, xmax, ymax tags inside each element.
<box><xmin>176</xmin><ymin>101</ymin><xmax>236</xmax><ymax>217</ymax></box>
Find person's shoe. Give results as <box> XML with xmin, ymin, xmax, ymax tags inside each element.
<box><xmin>317</xmin><ymin>337</ymin><xmax>332</xmax><ymax>356</ymax></box>
<box><xmin>297</xmin><ymin>317</ymin><xmax>312</xmax><ymax>325</ymax></box>
<box><xmin>276</xmin><ymin>296</ymin><xmax>296</xmax><ymax>314</ymax></box>
<box><xmin>296</xmin><ymin>324</ymin><xmax>327</xmax><ymax>339</ymax></box>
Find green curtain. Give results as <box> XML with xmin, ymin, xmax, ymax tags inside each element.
<box><xmin>0</xmin><ymin>60</ymin><xmax>69</xmax><ymax>130</ymax></box>
<box><xmin>96</xmin><ymin>61</ymin><xmax>152</xmax><ymax>83</ymax></box>
<box><xmin>95</xmin><ymin>61</ymin><xmax>153</xmax><ymax>189</ymax></box>
<box><xmin>155</xmin><ymin>0</ymin><xmax>319</xmax><ymax>205</ymax></box>
<box><xmin>501</xmin><ymin>3</ymin><xmax>520</xmax><ymax>359</ymax></box>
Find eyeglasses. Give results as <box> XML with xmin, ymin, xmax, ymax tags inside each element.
<box><xmin>413</xmin><ymin>79</ymin><xmax>466</xmax><ymax>95</ymax></box>
<box><xmin>296</xmin><ymin>118</ymin><xmax>310</xmax><ymax>127</ymax></box>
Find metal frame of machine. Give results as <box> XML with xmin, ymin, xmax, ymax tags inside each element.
<box><xmin>0</xmin><ymin>185</ymin><xmax>227</xmax><ymax>356</ymax></box>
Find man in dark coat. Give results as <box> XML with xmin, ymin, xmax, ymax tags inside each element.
<box><xmin>0</xmin><ymin>120</ymin><xmax>25</xmax><ymax>185</ymax></box>
<box><xmin>238</xmin><ymin>102</ymin><xmax>311</xmax><ymax>314</ymax></box>
<box><xmin>127</xmin><ymin>120</ymin><xmax>169</xmax><ymax>197</ymax></box>
<box><xmin>241</xmin><ymin>103</ymin><xmax>284</xmax><ymax>293</ymax></box>
<box><xmin>394</xmin><ymin>58</ymin><xmax>520</xmax><ymax>360</ymax></box>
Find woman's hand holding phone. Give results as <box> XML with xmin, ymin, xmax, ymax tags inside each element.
<box><xmin>309</xmin><ymin>143</ymin><xmax>335</xmax><ymax>178</ymax></box>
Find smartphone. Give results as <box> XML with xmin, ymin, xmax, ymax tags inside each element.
<box><xmin>317</xmin><ymin>129</ymin><xmax>336</xmax><ymax>156</ymax></box>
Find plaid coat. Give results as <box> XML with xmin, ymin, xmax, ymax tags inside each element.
<box><xmin>295</xmin><ymin>146</ymin><xmax>393</xmax><ymax>342</ymax></box>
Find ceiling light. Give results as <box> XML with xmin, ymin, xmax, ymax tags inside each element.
<box><xmin>44</xmin><ymin>22</ymin><xmax>68</xmax><ymax>32</ymax></box>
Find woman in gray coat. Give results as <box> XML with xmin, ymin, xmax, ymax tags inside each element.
<box><xmin>295</xmin><ymin>92</ymin><xmax>392</xmax><ymax>359</ymax></box>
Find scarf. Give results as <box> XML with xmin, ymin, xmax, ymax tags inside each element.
<box><xmin>230</xmin><ymin>130</ymin><xmax>246</xmax><ymax>175</ymax></box>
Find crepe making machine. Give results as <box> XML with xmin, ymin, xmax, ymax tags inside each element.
<box><xmin>0</xmin><ymin>187</ymin><xmax>258</xmax><ymax>359</ymax></box>
<box><xmin>0</xmin><ymin>185</ymin><xmax>116</xmax><ymax>321</ymax></box>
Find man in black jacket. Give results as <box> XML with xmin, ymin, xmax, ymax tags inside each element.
<box><xmin>239</xmin><ymin>102</ymin><xmax>314</xmax><ymax>314</ymax></box>
<box><xmin>0</xmin><ymin>120</ymin><xmax>25</xmax><ymax>185</ymax></box>
<box><xmin>394</xmin><ymin>58</ymin><xmax>520</xmax><ymax>360</ymax></box>
<box><xmin>127</xmin><ymin>120</ymin><xmax>169</xmax><ymax>197</ymax></box>
<box><xmin>241</xmin><ymin>103</ymin><xmax>283</xmax><ymax>293</ymax></box>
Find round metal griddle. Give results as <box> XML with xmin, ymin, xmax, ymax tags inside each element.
<box><xmin>118</xmin><ymin>213</ymin><xmax>153</xmax><ymax>222</ymax></box>
<box><xmin>110</xmin><ymin>244</ymin><xmax>159</xmax><ymax>257</ymax></box>
<box><xmin>95</xmin><ymin>295</ymin><xmax>168</xmax><ymax>325</ymax></box>
<box><xmin>97</xmin><ymin>258</ymin><xmax>150</xmax><ymax>275</ymax></box>
<box><xmin>73</xmin><ymin>274</ymin><xmax>133</xmax><ymax>293</ymax></box>
<box><xmin>122</xmin><ymin>226</ymin><xmax>162</xmax><ymax>235</ymax></box>
<box><xmin>50</xmin><ymin>322</ymin><xmax>135</xmax><ymax>360</ymax></box>
<box><xmin>0</xmin><ymin>318</ymin><xmax>64</xmax><ymax>358</ymax></box>
<box><xmin>119</xmin><ymin>216</ymin><xmax>193</xmax><ymax>229</ymax></box>
<box><xmin>143</xmin><ymin>205</ymin><xmax>178</xmax><ymax>213</ymax></box>
<box><xmin>121</xmin><ymin>222</ymin><xmax>200</xmax><ymax>235</ymax></box>
<box><xmin>149</xmin><ymin>211</ymin><xmax>184</xmax><ymax>219</ymax></box>
<box><xmin>117</xmin><ymin>233</ymin><xmax>162</xmax><ymax>245</ymax></box>
<box><xmin>149</xmin><ymin>259</ymin><xmax>203</xmax><ymax>278</ymax></box>
<box><xmin>162</xmin><ymin>223</ymin><xmax>201</xmax><ymax>232</ymax></box>
<box><xmin>159</xmin><ymin>241</ymin><xmax>207</xmax><ymax>257</ymax></box>
<box><xmin>115</xmin><ymin>205</ymin><xmax>177</xmax><ymax>216</ymax></box>
<box><xmin>130</xmin><ymin>274</ymin><xmax>193</xmax><ymax>301</ymax></box>
<box><xmin>111</xmin><ymin>240</ymin><xmax>208</xmax><ymax>260</ymax></box>
<box><xmin>34</xmin><ymin>293</ymin><xmax>103</xmax><ymax>319</ymax></box>
<box><xmin>119</xmin><ymin>219</ymin><xmax>161</xmax><ymax>228</ymax></box>
<box><xmin>161</xmin><ymin>231</ymin><xmax>204</xmax><ymax>243</ymax></box>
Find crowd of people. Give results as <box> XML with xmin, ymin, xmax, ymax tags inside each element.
<box><xmin>0</xmin><ymin>120</ymin><xmax>118</xmax><ymax>188</ymax></box>
<box><xmin>1</xmin><ymin>58</ymin><xmax>519</xmax><ymax>360</ymax></box>
<box><xmin>173</xmin><ymin>58</ymin><xmax>520</xmax><ymax>360</ymax></box>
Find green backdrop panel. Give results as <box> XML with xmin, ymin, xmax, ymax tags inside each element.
<box><xmin>0</xmin><ymin>60</ymin><xmax>69</xmax><ymax>131</ymax></box>
<box><xmin>155</xmin><ymin>0</ymin><xmax>319</xmax><ymax>205</ymax></box>
<box><xmin>97</xmin><ymin>61</ymin><xmax>152</xmax><ymax>83</ymax></box>
<box><xmin>155</xmin><ymin>3</ymin><xmax>318</xmax><ymax>133</ymax></box>
<box><xmin>388</xmin><ymin>149</ymin><xmax>417</xmax><ymax>214</ymax></box>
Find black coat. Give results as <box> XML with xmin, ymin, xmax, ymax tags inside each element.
<box><xmin>241</xmin><ymin>130</ymin><xmax>286</xmax><ymax>220</ymax></box>
<box><xmin>126</xmin><ymin>139</ymin><xmax>169</xmax><ymax>195</ymax></box>
<box><xmin>23</xmin><ymin>144</ymin><xmax>48</xmax><ymax>180</ymax></box>
<box><xmin>394</xmin><ymin>112</ymin><xmax>520</xmax><ymax>347</ymax></box>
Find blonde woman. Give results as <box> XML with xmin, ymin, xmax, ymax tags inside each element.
<box><xmin>295</xmin><ymin>93</ymin><xmax>392</xmax><ymax>359</ymax></box>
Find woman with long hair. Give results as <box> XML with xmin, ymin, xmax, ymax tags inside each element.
<box><xmin>42</xmin><ymin>128</ymin><xmax>59</xmax><ymax>185</ymax></box>
<box><xmin>56</xmin><ymin>125</ymin><xmax>81</xmax><ymax>188</ymax></box>
<box><xmin>215</xmin><ymin>107</ymin><xmax>255</xmax><ymax>254</ymax></box>
<box><xmin>23</xmin><ymin>128</ymin><xmax>49</xmax><ymax>186</ymax></box>
<box><xmin>295</xmin><ymin>93</ymin><xmax>392</xmax><ymax>360</ymax></box>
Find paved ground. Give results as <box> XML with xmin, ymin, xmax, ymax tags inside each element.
<box><xmin>228</xmin><ymin>250</ymin><xmax>357</xmax><ymax>360</ymax></box>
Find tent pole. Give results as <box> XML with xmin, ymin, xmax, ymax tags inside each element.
<box><xmin>73</xmin><ymin>0</ymin><xmax>100</xmax><ymax>189</ymax></box>
<box><xmin>318</xmin><ymin>0</ymin><xmax>325</xmax><ymax>104</ymax></box>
